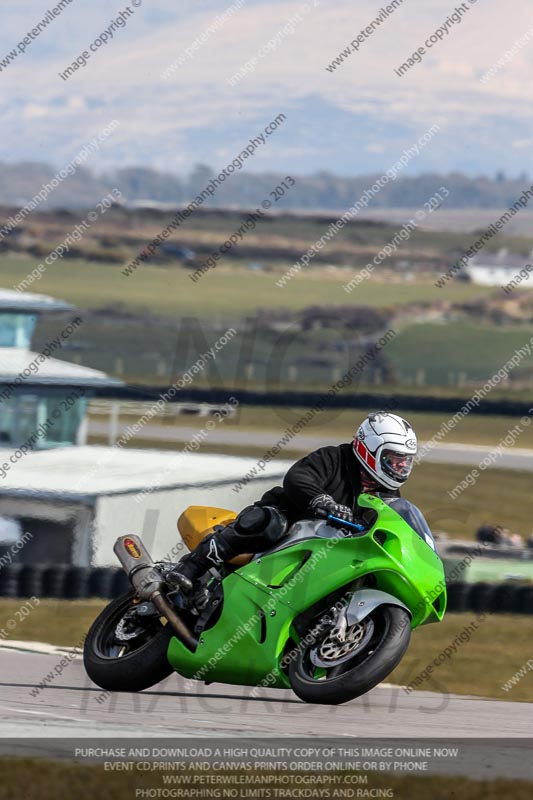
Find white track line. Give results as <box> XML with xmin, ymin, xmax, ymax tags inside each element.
<box><xmin>0</xmin><ymin>705</ymin><xmax>89</xmax><ymax>723</ymax></box>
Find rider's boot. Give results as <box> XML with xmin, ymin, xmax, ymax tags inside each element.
<box><xmin>165</xmin><ymin>531</ymin><xmax>236</xmax><ymax>593</ymax></box>
<box><xmin>165</xmin><ymin>506</ymin><xmax>287</xmax><ymax>593</ymax></box>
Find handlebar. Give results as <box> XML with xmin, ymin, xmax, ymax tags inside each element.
<box><xmin>326</xmin><ymin>514</ymin><xmax>367</xmax><ymax>533</ymax></box>
<box><xmin>313</xmin><ymin>507</ymin><xmax>367</xmax><ymax>532</ymax></box>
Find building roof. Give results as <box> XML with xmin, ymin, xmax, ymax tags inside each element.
<box><xmin>0</xmin><ymin>348</ymin><xmax>123</xmax><ymax>388</ymax></box>
<box><xmin>0</xmin><ymin>446</ymin><xmax>291</xmax><ymax>500</ymax></box>
<box><xmin>469</xmin><ymin>250</ymin><xmax>531</xmax><ymax>269</ymax></box>
<box><xmin>0</xmin><ymin>289</ymin><xmax>74</xmax><ymax>314</ymax></box>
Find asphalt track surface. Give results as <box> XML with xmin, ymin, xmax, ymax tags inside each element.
<box><xmin>90</xmin><ymin>421</ymin><xmax>533</xmax><ymax>471</ymax></box>
<box><xmin>1</xmin><ymin>647</ymin><xmax>532</xmax><ymax>779</ymax></box>
<box><xmin>0</xmin><ymin>647</ymin><xmax>531</xmax><ymax>733</ymax></box>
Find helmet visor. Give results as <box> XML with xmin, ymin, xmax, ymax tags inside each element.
<box><xmin>381</xmin><ymin>449</ymin><xmax>414</xmax><ymax>483</ymax></box>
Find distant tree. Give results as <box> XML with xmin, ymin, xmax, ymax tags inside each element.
<box><xmin>3</xmin><ymin>162</ymin><xmax>533</xmax><ymax>211</ymax></box>
<box><xmin>187</xmin><ymin>164</ymin><xmax>216</xmax><ymax>199</ymax></box>
<box><xmin>114</xmin><ymin>167</ymin><xmax>184</xmax><ymax>203</ymax></box>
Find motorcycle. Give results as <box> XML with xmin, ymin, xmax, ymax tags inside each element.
<box><xmin>84</xmin><ymin>493</ymin><xmax>446</xmax><ymax>705</ymax></box>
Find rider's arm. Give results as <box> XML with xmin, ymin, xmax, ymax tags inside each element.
<box><xmin>283</xmin><ymin>446</ymin><xmax>339</xmax><ymax>514</ymax></box>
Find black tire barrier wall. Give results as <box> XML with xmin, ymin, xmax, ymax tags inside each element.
<box><xmin>94</xmin><ymin>385</ymin><xmax>533</xmax><ymax>419</ymax></box>
<box><xmin>0</xmin><ymin>569</ymin><xmax>533</xmax><ymax>613</ymax></box>
<box><xmin>446</xmin><ymin>581</ymin><xmax>533</xmax><ymax>615</ymax></box>
<box><xmin>0</xmin><ymin>566</ymin><xmax>126</xmax><ymax>600</ymax></box>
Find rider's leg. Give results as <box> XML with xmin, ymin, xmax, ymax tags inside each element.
<box><xmin>166</xmin><ymin>505</ymin><xmax>287</xmax><ymax>592</ymax></box>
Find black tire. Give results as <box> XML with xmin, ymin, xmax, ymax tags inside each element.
<box><xmin>42</xmin><ymin>566</ymin><xmax>68</xmax><ymax>598</ymax></box>
<box><xmin>515</xmin><ymin>585</ymin><xmax>533</xmax><ymax>615</ymax></box>
<box><xmin>111</xmin><ymin>570</ymin><xmax>131</xmax><ymax>598</ymax></box>
<box><xmin>65</xmin><ymin>567</ymin><xmax>91</xmax><ymax>599</ymax></box>
<box><xmin>19</xmin><ymin>565</ymin><xmax>45</xmax><ymax>598</ymax></box>
<box><xmin>469</xmin><ymin>582</ymin><xmax>495</xmax><ymax>614</ymax></box>
<box><xmin>446</xmin><ymin>582</ymin><xmax>471</xmax><ymax>612</ymax></box>
<box><xmin>83</xmin><ymin>590</ymin><xmax>174</xmax><ymax>692</ymax></box>
<box><xmin>89</xmin><ymin>567</ymin><xmax>116</xmax><ymax>599</ymax></box>
<box><xmin>492</xmin><ymin>583</ymin><xmax>518</xmax><ymax>614</ymax></box>
<box><xmin>288</xmin><ymin>605</ymin><xmax>411</xmax><ymax>705</ymax></box>
<box><xmin>0</xmin><ymin>565</ymin><xmax>23</xmax><ymax>598</ymax></box>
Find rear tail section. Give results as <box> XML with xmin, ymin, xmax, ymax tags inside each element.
<box><xmin>177</xmin><ymin>506</ymin><xmax>251</xmax><ymax>567</ymax></box>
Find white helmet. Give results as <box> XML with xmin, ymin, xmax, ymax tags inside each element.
<box><xmin>353</xmin><ymin>412</ymin><xmax>417</xmax><ymax>490</ymax></box>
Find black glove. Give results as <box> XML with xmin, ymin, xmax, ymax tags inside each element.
<box><xmin>309</xmin><ymin>494</ymin><xmax>353</xmax><ymax>522</ymax></box>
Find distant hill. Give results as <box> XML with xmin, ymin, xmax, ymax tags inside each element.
<box><xmin>0</xmin><ymin>162</ymin><xmax>531</xmax><ymax>212</ymax></box>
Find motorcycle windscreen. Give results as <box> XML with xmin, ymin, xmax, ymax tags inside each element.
<box><xmin>379</xmin><ymin>497</ymin><xmax>437</xmax><ymax>553</ymax></box>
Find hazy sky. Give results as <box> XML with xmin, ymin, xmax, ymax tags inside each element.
<box><xmin>2</xmin><ymin>0</ymin><xmax>533</xmax><ymax>177</ymax></box>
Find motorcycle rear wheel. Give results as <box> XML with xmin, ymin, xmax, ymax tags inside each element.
<box><xmin>288</xmin><ymin>604</ymin><xmax>411</xmax><ymax>705</ymax></box>
<box><xmin>84</xmin><ymin>590</ymin><xmax>174</xmax><ymax>692</ymax></box>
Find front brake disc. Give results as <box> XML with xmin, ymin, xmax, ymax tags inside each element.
<box><xmin>310</xmin><ymin>618</ymin><xmax>375</xmax><ymax>668</ymax></box>
<box><xmin>114</xmin><ymin>613</ymin><xmax>147</xmax><ymax>642</ymax></box>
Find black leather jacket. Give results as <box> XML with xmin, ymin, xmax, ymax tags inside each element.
<box><xmin>259</xmin><ymin>442</ymin><xmax>398</xmax><ymax>525</ymax></box>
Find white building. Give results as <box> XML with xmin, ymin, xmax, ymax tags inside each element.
<box><xmin>0</xmin><ymin>289</ymin><xmax>286</xmax><ymax>567</ymax></box>
<box><xmin>465</xmin><ymin>248</ymin><xmax>533</xmax><ymax>288</ymax></box>
<box><xmin>0</xmin><ymin>447</ymin><xmax>289</xmax><ymax>566</ymax></box>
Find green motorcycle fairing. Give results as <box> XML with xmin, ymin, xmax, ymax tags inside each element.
<box><xmin>166</xmin><ymin>493</ymin><xmax>446</xmax><ymax>689</ymax></box>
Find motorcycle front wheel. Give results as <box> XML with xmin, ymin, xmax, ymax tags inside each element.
<box><xmin>84</xmin><ymin>590</ymin><xmax>174</xmax><ymax>693</ymax></box>
<box><xmin>288</xmin><ymin>604</ymin><xmax>411</xmax><ymax>705</ymax></box>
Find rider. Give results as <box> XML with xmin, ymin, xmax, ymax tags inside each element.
<box><xmin>168</xmin><ymin>411</ymin><xmax>418</xmax><ymax>592</ymax></box>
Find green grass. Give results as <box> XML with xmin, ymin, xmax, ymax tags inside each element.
<box><xmin>407</xmin><ymin>463</ymin><xmax>533</xmax><ymax>541</ymax></box>
<box><xmin>0</xmin><ymin>759</ymin><xmax>531</xmax><ymax>799</ymax></box>
<box><xmin>389</xmin><ymin>321</ymin><xmax>533</xmax><ymax>384</ymax></box>
<box><xmin>390</xmin><ymin>613</ymin><xmax>533</xmax><ymax>702</ymax></box>
<box><xmin>88</xmin><ymin>432</ymin><xmax>301</xmax><ymax>459</ymax></box>
<box><xmin>89</xmin><ymin>404</ymin><xmax>533</xmax><ymax>448</ymax></box>
<box><xmin>0</xmin><ymin>599</ymin><xmax>105</xmax><ymax>647</ymax></box>
<box><xmin>90</xmin><ymin>405</ymin><xmax>533</xmax><ymax>541</ymax></box>
<box><xmin>1</xmin><ymin>254</ymin><xmax>495</xmax><ymax>317</ymax></box>
<box><xmin>8</xmin><ymin>252</ymin><xmax>533</xmax><ymax>390</ymax></box>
